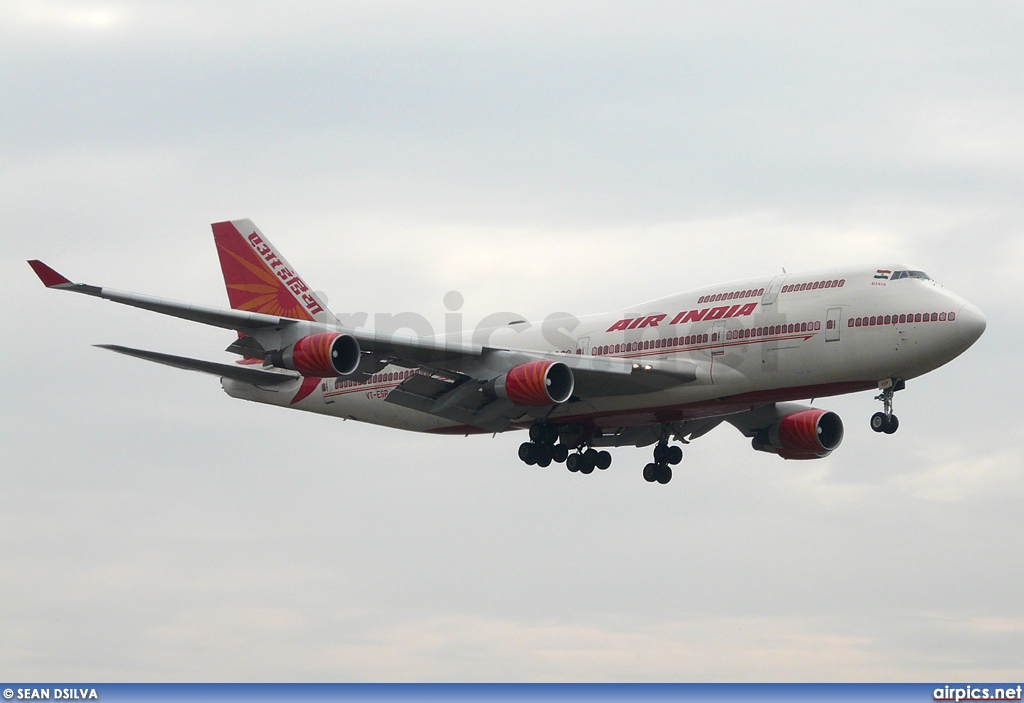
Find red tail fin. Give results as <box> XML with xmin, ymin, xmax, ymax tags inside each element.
<box><xmin>211</xmin><ymin>219</ymin><xmax>337</xmax><ymax>324</ymax></box>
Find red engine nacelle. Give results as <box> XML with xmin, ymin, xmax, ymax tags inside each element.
<box><xmin>491</xmin><ymin>360</ymin><xmax>575</xmax><ymax>407</ymax></box>
<box><xmin>277</xmin><ymin>332</ymin><xmax>361</xmax><ymax>377</ymax></box>
<box><xmin>752</xmin><ymin>408</ymin><xmax>844</xmax><ymax>460</ymax></box>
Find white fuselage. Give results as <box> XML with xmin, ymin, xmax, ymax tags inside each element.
<box><xmin>222</xmin><ymin>264</ymin><xmax>986</xmax><ymax>434</ymax></box>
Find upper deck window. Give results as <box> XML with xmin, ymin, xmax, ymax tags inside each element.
<box><xmin>890</xmin><ymin>270</ymin><xmax>931</xmax><ymax>281</ymax></box>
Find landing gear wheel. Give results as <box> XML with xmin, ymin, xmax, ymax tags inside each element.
<box><xmin>551</xmin><ymin>444</ymin><xmax>569</xmax><ymax>463</ymax></box>
<box><xmin>534</xmin><ymin>444</ymin><xmax>552</xmax><ymax>467</ymax></box>
<box><xmin>529</xmin><ymin>423</ymin><xmax>547</xmax><ymax>443</ymax></box>
<box><xmin>543</xmin><ymin>425</ymin><xmax>560</xmax><ymax>445</ymax></box>
<box><xmin>518</xmin><ymin>442</ymin><xmax>536</xmax><ymax>464</ymax></box>
<box><xmin>643</xmin><ymin>463</ymin><xmax>658</xmax><ymax>483</ymax></box>
<box><xmin>870</xmin><ymin>412</ymin><xmax>888</xmax><ymax>433</ymax></box>
<box><xmin>653</xmin><ymin>444</ymin><xmax>669</xmax><ymax>463</ymax></box>
<box><xmin>595</xmin><ymin>450</ymin><xmax>612</xmax><ymax>470</ymax></box>
<box><xmin>566</xmin><ymin>453</ymin><xmax>581</xmax><ymax>472</ymax></box>
<box><xmin>883</xmin><ymin>414</ymin><xmax>899</xmax><ymax>434</ymax></box>
<box><xmin>656</xmin><ymin>464</ymin><xmax>672</xmax><ymax>484</ymax></box>
<box><xmin>666</xmin><ymin>445</ymin><xmax>683</xmax><ymax>465</ymax></box>
<box><xmin>578</xmin><ymin>449</ymin><xmax>596</xmax><ymax>474</ymax></box>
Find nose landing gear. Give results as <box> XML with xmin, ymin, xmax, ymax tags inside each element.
<box><xmin>871</xmin><ymin>379</ymin><xmax>904</xmax><ymax>434</ymax></box>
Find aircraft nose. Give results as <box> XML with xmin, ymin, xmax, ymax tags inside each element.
<box><xmin>956</xmin><ymin>302</ymin><xmax>987</xmax><ymax>347</ymax></box>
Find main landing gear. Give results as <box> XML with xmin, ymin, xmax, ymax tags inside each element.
<box><xmin>518</xmin><ymin>423</ymin><xmax>567</xmax><ymax>468</ymax></box>
<box><xmin>566</xmin><ymin>447</ymin><xmax>612</xmax><ymax>474</ymax></box>
<box><xmin>870</xmin><ymin>379</ymin><xmax>904</xmax><ymax>435</ymax></box>
<box><xmin>643</xmin><ymin>441</ymin><xmax>683</xmax><ymax>485</ymax></box>
<box><xmin>518</xmin><ymin>422</ymin><xmax>610</xmax><ymax>474</ymax></box>
<box><xmin>519</xmin><ymin>422</ymin><xmax>683</xmax><ymax>485</ymax></box>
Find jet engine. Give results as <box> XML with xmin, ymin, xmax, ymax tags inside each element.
<box><xmin>751</xmin><ymin>408</ymin><xmax>844</xmax><ymax>460</ymax></box>
<box><xmin>273</xmin><ymin>332</ymin><xmax>361</xmax><ymax>377</ymax></box>
<box><xmin>488</xmin><ymin>360</ymin><xmax>575</xmax><ymax>407</ymax></box>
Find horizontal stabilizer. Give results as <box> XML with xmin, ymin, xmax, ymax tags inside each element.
<box><xmin>95</xmin><ymin>345</ymin><xmax>299</xmax><ymax>385</ymax></box>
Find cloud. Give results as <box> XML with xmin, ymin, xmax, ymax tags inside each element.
<box><xmin>2</xmin><ymin>1</ymin><xmax>120</xmax><ymax>31</ymax></box>
<box><xmin>889</xmin><ymin>448</ymin><xmax>1023</xmax><ymax>503</ymax></box>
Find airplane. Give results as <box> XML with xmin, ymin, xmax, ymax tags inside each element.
<box><xmin>28</xmin><ymin>219</ymin><xmax>986</xmax><ymax>484</ymax></box>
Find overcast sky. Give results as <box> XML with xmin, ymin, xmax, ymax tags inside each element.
<box><xmin>2</xmin><ymin>0</ymin><xmax>1023</xmax><ymax>682</ymax></box>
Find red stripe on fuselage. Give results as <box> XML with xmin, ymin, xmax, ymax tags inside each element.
<box><xmin>594</xmin><ymin>331</ymin><xmax>817</xmax><ymax>361</ymax></box>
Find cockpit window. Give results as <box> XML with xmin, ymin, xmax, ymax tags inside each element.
<box><xmin>890</xmin><ymin>270</ymin><xmax>931</xmax><ymax>281</ymax></box>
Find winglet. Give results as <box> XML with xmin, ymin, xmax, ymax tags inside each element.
<box><xmin>28</xmin><ymin>260</ymin><xmax>72</xmax><ymax>287</ymax></box>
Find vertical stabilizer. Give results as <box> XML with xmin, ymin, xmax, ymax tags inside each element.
<box><xmin>211</xmin><ymin>219</ymin><xmax>338</xmax><ymax>324</ymax></box>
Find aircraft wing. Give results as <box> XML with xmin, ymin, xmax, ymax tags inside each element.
<box><xmin>31</xmin><ymin>259</ymin><xmax>700</xmax><ymax>430</ymax></box>
<box><xmin>383</xmin><ymin>349</ymin><xmax>699</xmax><ymax>432</ymax></box>
<box><xmin>28</xmin><ymin>260</ymin><xmax>296</xmax><ymax>331</ymax></box>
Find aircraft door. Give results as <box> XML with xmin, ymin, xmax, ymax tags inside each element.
<box><xmin>711</xmin><ymin>321</ymin><xmax>726</xmax><ymax>356</ymax></box>
<box><xmin>760</xmin><ymin>274</ymin><xmax>788</xmax><ymax>307</ymax></box>
<box><xmin>825</xmin><ymin>308</ymin><xmax>842</xmax><ymax>342</ymax></box>
<box><xmin>576</xmin><ymin>336</ymin><xmax>591</xmax><ymax>355</ymax></box>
